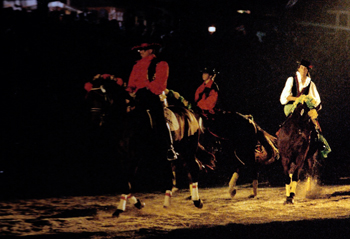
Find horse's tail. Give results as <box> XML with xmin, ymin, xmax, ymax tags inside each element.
<box><xmin>255</xmin><ymin>125</ymin><xmax>280</xmax><ymax>164</ymax></box>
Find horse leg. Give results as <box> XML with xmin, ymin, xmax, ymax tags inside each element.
<box><xmin>306</xmin><ymin>151</ymin><xmax>318</xmax><ymax>196</ymax></box>
<box><xmin>171</xmin><ymin>162</ymin><xmax>179</xmax><ymax>193</ymax></box>
<box><xmin>249</xmin><ymin>179</ymin><xmax>258</xmax><ymax>199</ymax></box>
<box><xmin>191</xmin><ymin>182</ymin><xmax>203</xmax><ymax>208</ymax></box>
<box><xmin>187</xmin><ymin>163</ymin><xmax>202</xmax><ymax>207</ymax></box>
<box><xmin>162</xmin><ymin>157</ymin><xmax>176</xmax><ymax>208</ymax></box>
<box><xmin>284</xmin><ymin>173</ymin><xmax>298</xmax><ymax>204</ymax></box>
<box><xmin>112</xmin><ymin>156</ymin><xmax>145</xmax><ymax>217</ymax></box>
<box><xmin>248</xmin><ymin>163</ymin><xmax>259</xmax><ymax>198</ymax></box>
<box><xmin>112</xmin><ymin>193</ymin><xmax>145</xmax><ymax>217</ymax></box>
<box><xmin>163</xmin><ymin>190</ymin><xmax>173</xmax><ymax>208</ymax></box>
<box><xmin>183</xmin><ymin>137</ymin><xmax>203</xmax><ymax>208</ymax></box>
<box><xmin>228</xmin><ymin>171</ymin><xmax>239</xmax><ymax>198</ymax></box>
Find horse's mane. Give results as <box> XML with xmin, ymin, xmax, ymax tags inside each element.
<box><xmin>281</xmin><ymin>95</ymin><xmax>319</xmax><ymax>129</ymax></box>
<box><xmin>288</xmin><ymin>95</ymin><xmax>318</xmax><ymax>115</ymax></box>
<box><xmin>165</xmin><ymin>88</ymin><xmax>192</xmax><ymax>109</ymax></box>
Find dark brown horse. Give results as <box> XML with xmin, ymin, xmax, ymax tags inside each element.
<box><xmin>201</xmin><ymin>111</ymin><xmax>279</xmax><ymax>198</ymax></box>
<box><xmin>85</xmin><ymin>82</ymin><xmax>208</xmax><ymax>216</ymax></box>
<box><xmin>277</xmin><ymin>97</ymin><xmax>321</xmax><ymax>204</ymax></box>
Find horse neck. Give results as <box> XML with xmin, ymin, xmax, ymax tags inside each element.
<box><xmin>283</xmin><ymin>104</ymin><xmax>314</xmax><ymax>134</ymax></box>
<box><xmin>294</xmin><ymin>104</ymin><xmax>312</xmax><ymax>123</ymax></box>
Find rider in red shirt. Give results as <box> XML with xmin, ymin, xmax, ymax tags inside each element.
<box><xmin>126</xmin><ymin>42</ymin><xmax>178</xmax><ymax>161</ymax></box>
<box><xmin>194</xmin><ymin>67</ymin><xmax>219</xmax><ymax>116</ymax></box>
<box><xmin>127</xmin><ymin>45</ymin><xmax>168</xmax><ymax>95</ymax></box>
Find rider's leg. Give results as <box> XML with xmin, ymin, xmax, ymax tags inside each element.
<box><xmin>166</xmin><ymin>122</ymin><xmax>178</xmax><ymax>161</ymax></box>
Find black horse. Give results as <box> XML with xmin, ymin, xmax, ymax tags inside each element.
<box><xmin>201</xmin><ymin>111</ymin><xmax>279</xmax><ymax>198</ymax></box>
<box><xmin>85</xmin><ymin>81</ymin><xmax>206</xmax><ymax>216</ymax></box>
<box><xmin>277</xmin><ymin>96</ymin><xmax>321</xmax><ymax>204</ymax></box>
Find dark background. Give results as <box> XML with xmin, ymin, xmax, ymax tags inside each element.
<box><xmin>1</xmin><ymin>0</ymin><xmax>350</xmax><ymax>199</ymax></box>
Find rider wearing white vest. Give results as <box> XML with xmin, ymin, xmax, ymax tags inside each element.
<box><xmin>280</xmin><ymin>60</ymin><xmax>321</xmax><ymax>116</ymax></box>
<box><xmin>280</xmin><ymin>59</ymin><xmax>331</xmax><ymax>159</ymax></box>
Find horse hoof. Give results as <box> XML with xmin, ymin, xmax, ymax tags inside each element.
<box><xmin>248</xmin><ymin>194</ymin><xmax>256</xmax><ymax>199</ymax></box>
<box><xmin>284</xmin><ymin>196</ymin><xmax>294</xmax><ymax>205</ymax></box>
<box><xmin>112</xmin><ymin>209</ymin><xmax>123</xmax><ymax>218</ymax></box>
<box><xmin>229</xmin><ymin>188</ymin><xmax>237</xmax><ymax>198</ymax></box>
<box><xmin>194</xmin><ymin>199</ymin><xmax>203</xmax><ymax>208</ymax></box>
<box><xmin>134</xmin><ymin>199</ymin><xmax>145</xmax><ymax>209</ymax></box>
<box><xmin>185</xmin><ymin>195</ymin><xmax>192</xmax><ymax>200</ymax></box>
<box><xmin>172</xmin><ymin>187</ymin><xmax>179</xmax><ymax>193</ymax></box>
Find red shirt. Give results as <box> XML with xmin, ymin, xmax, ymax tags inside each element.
<box><xmin>194</xmin><ymin>79</ymin><xmax>218</xmax><ymax>112</ymax></box>
<box><xmin>127</xmin><ymin>54</ymin><xmax>168</xmax><ymax>95</ymax></box>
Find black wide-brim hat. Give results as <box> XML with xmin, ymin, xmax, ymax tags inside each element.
<box><xmin>298</xmin><ymin>59</ymin><xmax>313</xmax><ymax>70</ymax></box>
<box><xmin>200</xmin><ymin>67</ymin><xmax>218</xmax><ymax>75</ymax></box>
<box><xmin>131</xmin><ymin>43</ymin><xmax>161</xmax><ymax>51</ymax></box>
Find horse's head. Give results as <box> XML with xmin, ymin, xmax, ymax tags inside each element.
<box><xmin>290</xmin><ymin>95</ymin><xmax>319</xmax><ymax>128</ymax></box>
<box><xmin>278</xmin><ymin>95</ymin><xmax>319</xmax><ymax>158</ymax></box>
<box><xmin>85</xmin><ymin>74</ymin><xmax>128</xmax><ymax>126</ymax></box>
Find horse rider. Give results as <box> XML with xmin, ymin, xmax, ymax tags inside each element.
<box><xmin>194</xmin><ymin>67</ymin><xmax>219</xmax><ymax>119</ymax></box>
<box><xmin>280</xmin><ymin>59</ymin><xmax>331</xmax><ymax>159</ymax></box>
<box><xmin>126</xmin><ymin>42</ymin><xmax>178</xmax><ymax>161</ymax></box>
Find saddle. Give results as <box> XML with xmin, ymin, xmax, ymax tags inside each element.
<box><xmin>164</xmin><ymin>107</ymin><xmax>179</xmax><ymax>131</ymax></box>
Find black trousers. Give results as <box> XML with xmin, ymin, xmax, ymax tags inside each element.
<box><xmin>135</xmin><ymin>88</ymin><xmax>170</xmax><ymax>149</ymax></box>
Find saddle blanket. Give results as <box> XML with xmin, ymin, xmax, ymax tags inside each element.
<box><xmin>164</xmin><ymin>107</ymin><xmax>179</xmax><ymax>131</ymax></box>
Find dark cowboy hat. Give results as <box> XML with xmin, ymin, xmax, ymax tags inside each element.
<box><xmin>298</xmin><ymin>59</ymin><xmax>313</xmax><ymax>70</ymax></box>
<box><xmin>200</xmin><ymin>67</ymin><xmax>219</xmax><ymax>76</ymax></box>
<box><xmin>131</xmin><ymin>42</ymin><xmax>161</xmax><ymax>51</ymax></box>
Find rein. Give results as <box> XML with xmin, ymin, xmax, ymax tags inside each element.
<box><xmin>206</xmin><ymin>127</ymin><xmax>230</xmax><ymax>141</ymax></box>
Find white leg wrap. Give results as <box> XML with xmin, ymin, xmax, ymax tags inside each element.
<box><xmin>189</xmin><ymin>183</ymin><xmax>193</xmax><ymax>197</ymax></box>
<box><xmin>117</xmin><ymin>194</ymin><xmax>129</xmax><ymax>211</ymax></box>
<box><xmin>229</xmin><ymin>172</ymin><xmax>239</xmax><ymax>191</ymax></box>
<box><xmin>163</xmin><ymin>190</ymin><xmax>172</xmax><ymax>207</ymax></box>
<box><xmin>191</xmin><ymin>182</ymin><xmax>199</xmax><ymax>201</ymax></box>
<box><xmin>130</xmin><ymin>195</ymin><xmax>138</xmax><ymax>204</ymax></box>
<box><xmin>285</xmin><ymin>184</ymin><xmax>291</xmax><ymax>197</ymax></box>
<box><xmin>290</xmin><ymin>181</ymin><xmax>298</xmax><ymax>195</ymax></box>
<box><xmin>229</xmin><ymin>172</ymin><xmax>239</xmax><ymax>188</ymax></box>
<box><xmin>306</xmin><ymin>177</ymin><xmax>311</xmax><ymax>192</ymax></box>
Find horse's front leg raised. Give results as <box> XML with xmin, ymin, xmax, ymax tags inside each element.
<box><xmin>228</xmin><ymin>172</ymin><xmax>239</xmax><ymax>198</ymax></box>
<box><xmin>228</xmin><ymin>171</ymin><xmax>259</xmax><ymax>199</ymax></box>
<box><xmin>248</xmin><ymin>162</ymin><xmax>259</xmax><ymax>198</ymax></box>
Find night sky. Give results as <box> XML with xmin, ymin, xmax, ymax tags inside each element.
<box><xmin>1</xmin><ymin>0</ymin><xmax>350</xmax><ymax>199</ymax></box>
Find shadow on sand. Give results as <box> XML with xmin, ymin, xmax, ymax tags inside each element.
<box><xmin>2</xmin><ymin>218</ymin><xmax>350</xmax><ymax>239</ymax></box>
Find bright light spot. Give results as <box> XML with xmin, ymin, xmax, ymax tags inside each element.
<box><xmin>208</xmin><ymin>26</ymin><xmax>216</xmax><ymax>34</ymax></box>
<box><xmin>237</xmin><ymin>10</ymin><xmax>251</xmax><ymax>14</ymax></box>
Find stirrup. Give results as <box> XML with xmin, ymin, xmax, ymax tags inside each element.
<box><xmin>167</xmin><ymin>147</ymin><xmax>178</xmax><ymax>161</ymax></box>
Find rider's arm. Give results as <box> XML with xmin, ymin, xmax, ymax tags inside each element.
<box><xmin>148</xmin><ymin>61</ymin><xmax>169</xmax><ymax>95</ymax></box>
<box><xmin>197</xmin><ymin>89</ymin><xmax>218</xmax><ymax>111</ymax></box>
<box><xmin>194</xmin><ymin>83</ymin><xmax>205</xmax><ymax>102</ymax></box>
<box><xmin>280</xmin><ymin>77</ymin><xmax>294</xmax><ymax>105</ymax></box>
<box><xmin>309</xmin><ymin>81</ymin><xmax>321</xmax><ymax>107</ymax></box>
